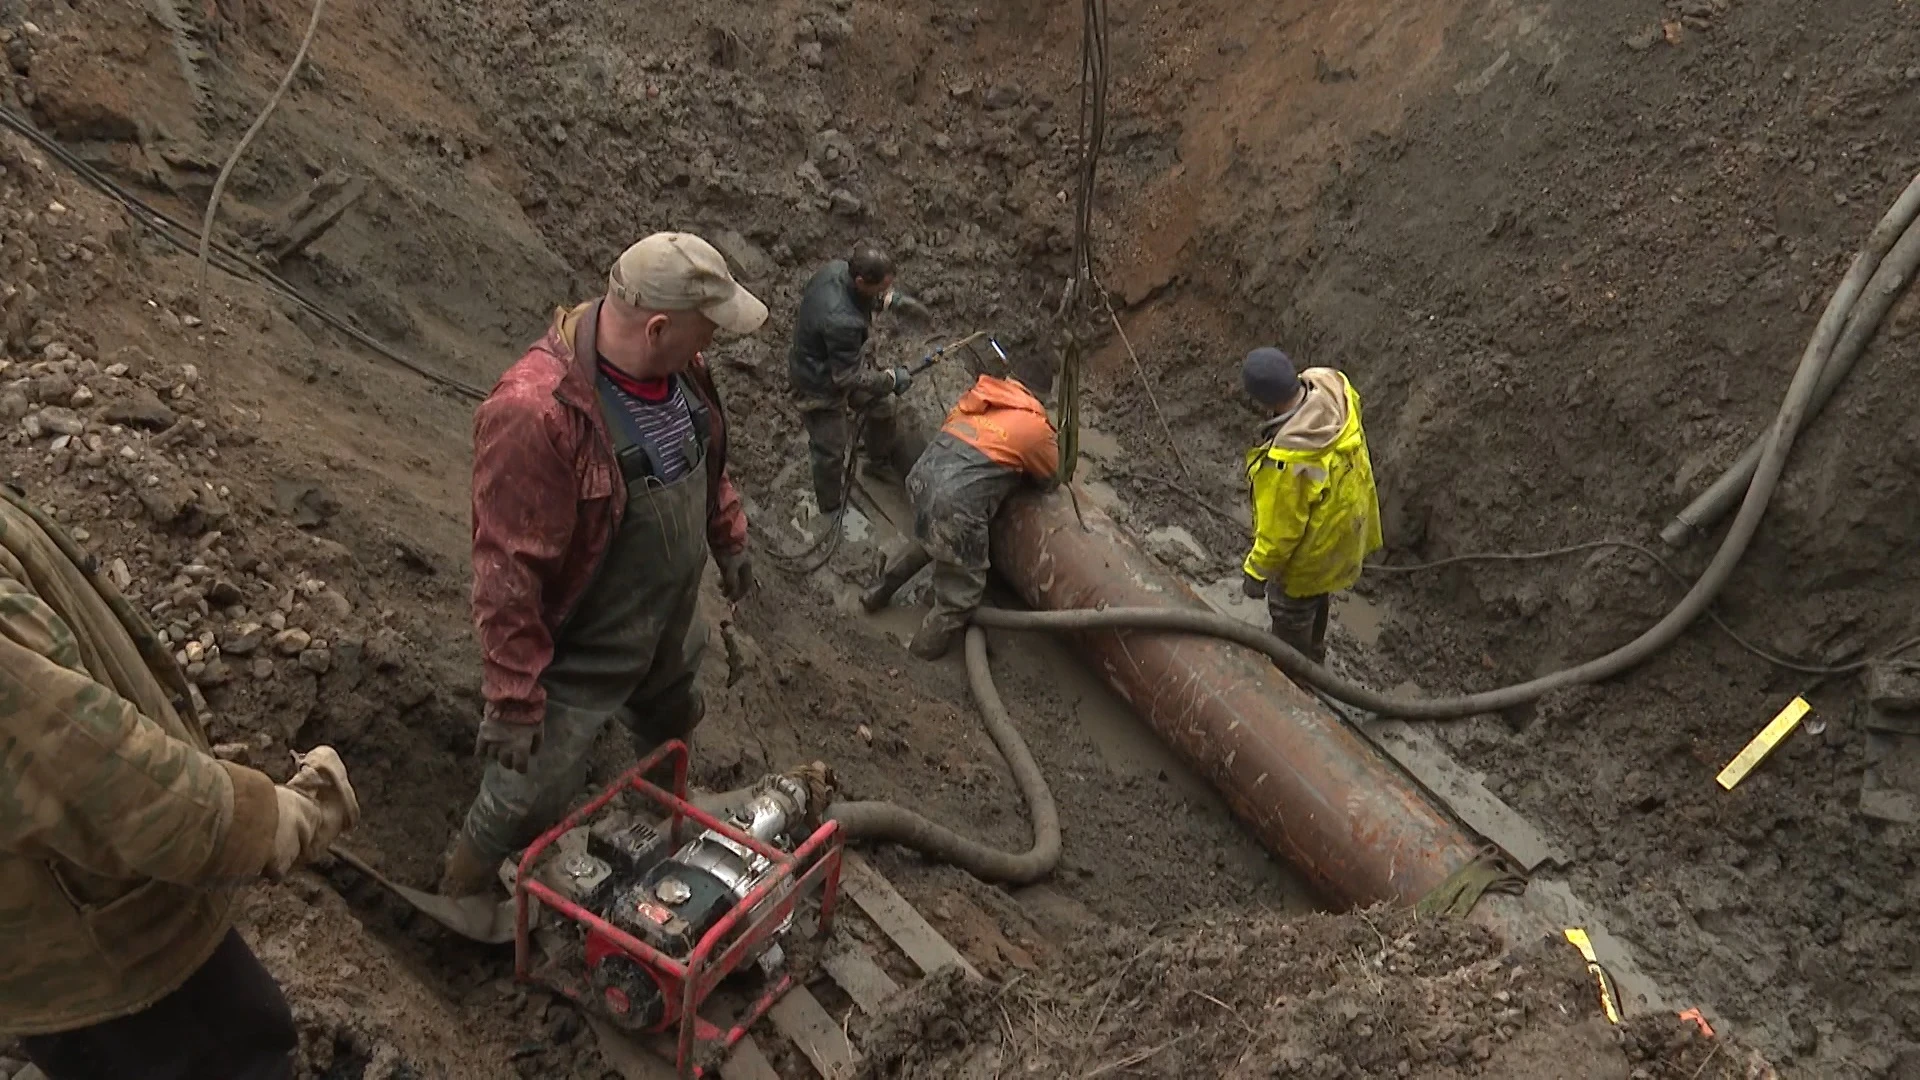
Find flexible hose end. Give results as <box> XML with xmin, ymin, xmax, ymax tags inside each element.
<box><xmin>1659</xmin><ymin>518</ymin><xmax>1696</xmax><ymax>550</ymax></box>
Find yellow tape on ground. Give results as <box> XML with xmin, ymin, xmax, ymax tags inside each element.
<box><xmin>1716</xmin><ymin>697</ymin><xmax>1812</xmax><ymax>791</ymax></box>
<box><xmin>1564</xmin><ymin>927</ymin><xmax>1622</xmax><ymax>1023</ymax></box>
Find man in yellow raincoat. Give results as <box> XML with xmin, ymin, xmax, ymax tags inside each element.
<box><xmin>1239</xmin><ymin>347</ymin><xmax>1383</xmax><ymax>662</ymax></box>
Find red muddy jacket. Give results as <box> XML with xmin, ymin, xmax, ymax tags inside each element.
<box><xmin>471</xmin><ymin>302</ymin><xmax>747</xmax><ymax>726</ymax></box>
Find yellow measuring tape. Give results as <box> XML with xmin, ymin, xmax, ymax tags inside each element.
<box><xmin>1716</xmin><ymin>696</ymin><xmax>1812</xmax><ymax>791</ymax></box>
<box><xmin>1563</xmin><ymin>928</ymin><xmax>1621</xmax><ymax>1023</ymax></box>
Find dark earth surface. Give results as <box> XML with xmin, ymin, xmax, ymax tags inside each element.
<box><xmin>3</xmin><ymin>0</ymin><xmax>1917</xmax><ymax>1074</ymax></box>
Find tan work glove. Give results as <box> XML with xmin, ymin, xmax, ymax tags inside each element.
<box><xmin>267</xmin><ymin>745</ymin><xmax>361</xmax><ymax>879</ymax></box>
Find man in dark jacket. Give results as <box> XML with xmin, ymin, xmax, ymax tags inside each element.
<box><xmin>787</xmin><ymin>243</ymin><xmax>929</xmax><ymax>513</ymax></box>
<box><xmin>442</xmin><ymin>231</ymin><xmax>765</xmax><ymax>896</ymax></box>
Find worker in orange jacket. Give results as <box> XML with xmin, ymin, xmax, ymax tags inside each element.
<box><xmin>861</xmin><ymin>347</ymin><xmax>1058</xmax><ymax>659</ymax></box>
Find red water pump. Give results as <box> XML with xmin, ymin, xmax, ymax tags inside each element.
<box><xmin>513</xmin><ymin>741</ymin><xmax>844</xmax><ymax>1078</ymax></box>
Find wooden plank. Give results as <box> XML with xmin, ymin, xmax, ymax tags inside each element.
<box><xmin>839</xmin><ymin>853</ymin><xmax>978</xmax><ymax>978</ymax></box>
<box><xmin>767</xmin><ymin>986</ymin><xmax>857</xmax><ymax>1078</ymax></box>
<box><xmin>823</xmin><ymin>950</ymin><xmax>902</xmax><ymax>1015</ymax></box>
<box><xmin>717</xmin><ymin>1036</ymin><xmax>781</xmax><ymax>1080</ymax></box>
<box><xmin>584</xmin><ymin>1015</ymin><xmax>678</xmax><ymax>1080</ymax></box>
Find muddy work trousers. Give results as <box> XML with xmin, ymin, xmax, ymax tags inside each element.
<box><xmin>799</xmin><ymin>394</ymin><xmax>924</xmax><ymax>513</ymax></box>
<box><xmin>20</xmin><ymin>929</ymin><xmax>296</xmax><ymax>1080</ymax></box>
<box><xmin>865</xmin><ymin>434</ymin><xmax>1019</xmax><ymax>657</ymax></box>
<box><xmin>461</xmin><ymin>432</ymin><xmax>712</xmax><ymax>863</ymax></box>
<box><xmin>866</xmin><ymin>541</ymin><xmax>990</xmax><ymax>657</ymax></box>
<box><xmin>1267</xmin><ymin>587</ymin><xmax>1330</xmax><ymax>664</ymax></box>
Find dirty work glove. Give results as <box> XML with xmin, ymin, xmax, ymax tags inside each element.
<box><xmin>1241</xmin><ymin>571</ymin><xmax>1268</xmax><ymax>600</ymax></box>
<box><xmin>717</xmin><ymin>548</ymin><xmax>757</xmax><ymax>602</ymax></box>
<box><xmin>476</xmin><ymin>714</ymin><xmax>542</xmax><ymax>773</ymax></box>
<box><xmin>267</xmin><ymin>745</ymin><xmax>360</xmax><ymax>878</ymax></box>
<box><xmin>882</xmin><ymin>290</ymin><xmax>932</xmax><ymax>322</ymax></box>
<box><xmin>887</xmin><ymin>366</ymin><xmax>914</xmax><ymax>395</ymax></box>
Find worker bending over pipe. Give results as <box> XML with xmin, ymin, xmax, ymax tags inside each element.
<box><xmin>861</xmin><ymin>344</ymin><xmax>1060</xmax><ymax>658</ymax></box>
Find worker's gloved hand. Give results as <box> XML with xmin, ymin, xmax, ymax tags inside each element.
<box><xmin>266</xmin><ymin>745</ymin><xmax>360</xmax><ymax>878</ymax></box>
<box><xmin>476</xmin><ymin>713</ymin><xmax>542</xmax><ymax>773</ymax></box>
<box><xmin>887</xmin><ymin>366</ymin><xmax>914</xmax><ymax>395</ymax></box>
<box><xmin>882</xmin><ymin>290</ymin><xmax>932</xmax><ymax>322</ymax></box>
<box><xmin>1241</xmin><ymin>571</ymin><xmax>1268</xmax><ymax>600</ymax></box>
<box><xmin>716</xmin><ymin>548</ymin><xmax>756</xmax><ymax>602</ymax></box>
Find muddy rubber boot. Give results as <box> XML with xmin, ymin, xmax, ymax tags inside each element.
<box><xmin>437</xmin><ymin>833</ymin><xmax>499</xmax><ymax>899</ymax></box>
<box><xmin>908</xmin><ymin>623</ymin><xmax>959</xmax><ymax>661</ymax></box>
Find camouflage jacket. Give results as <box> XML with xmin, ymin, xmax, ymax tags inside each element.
<box><xmin>0</xmin><ymin>487</ymin><xmax>281</xmax><ymax>1037</ymax></box>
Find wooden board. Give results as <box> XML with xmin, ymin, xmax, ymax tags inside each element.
<box><xmin>768</xmin><ymin>987</ymin><xmax>857</xmax><ymax>1078</ymax></box>
<box><xmin>717</xmin><ymin>1036</ymin><xmax>781</xmax><ymax>1080</ymax></box>
<box><xmin>840</xmin><ymin>853</ymin><xmax>978</xmax><ymax>978</ymax></box>
<box><xmin>822</xmin><ymin>950</ymin><xmax>902</xmax><ymax>1015</ymax></box>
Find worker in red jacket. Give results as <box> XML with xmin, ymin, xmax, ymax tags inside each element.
<box><xmin>441</xmin><ymin>232</ymin><xmax>766</xmax><ymax>896</ymax></box>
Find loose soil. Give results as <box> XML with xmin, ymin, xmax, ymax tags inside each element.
<box><xmin>2</xmin><ymin>0</ymin><xmax>1915</xmax><ymax>1075</ymax></box>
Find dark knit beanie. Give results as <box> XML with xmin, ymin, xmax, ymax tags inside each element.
<box><xmin>1241</xmin><ymin>347</ymin><xmax>1300</xmax><ymax>407</ymax></box>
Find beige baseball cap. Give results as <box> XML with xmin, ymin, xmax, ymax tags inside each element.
<box><xmin>607</xmin><ymin>232</ymin><xmax>768</xmax><ymax>334</ymax></box>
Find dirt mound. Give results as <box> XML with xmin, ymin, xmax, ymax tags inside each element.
<box><xmin>860</xmin><ymin>908</ymin><xmax>1748</xmax><ymax>1080</ymax></box>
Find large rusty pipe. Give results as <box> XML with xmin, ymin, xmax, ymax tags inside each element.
<box><xmin>990</xmin><ymin>488</ymin><xmax>1482</xmax><ymax>907</ymax></box>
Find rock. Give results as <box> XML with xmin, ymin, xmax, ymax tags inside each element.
<box><xmin>38</xmin><ymin>406</ymin><xmax>84</xmax><ymax>436</ymax></box>
<box><xmin>809</xmin><ymin>129</ymin><xmax>859</xmax><ymax>179</ymax></box>
<box><xmin>49</xmin><ymin>434</ymin><xmax>69</xmax><ymax>452</ymax></box>
<box><xmin>27</xmin><ymin>373</ymin><xmax>73</xmax><ymax>403</ymax></box>
<box><xmin>69</xmin><ymin>385</ymin><xmax>94</xmax><ymax>407</ymax></box>
<box><xmin>272</xmin><ymin>478</ymin><xmax>341</xmax><ymax>528</ymax></box>
<box><xmin>313</xmin><ymin>588</ymin><xmax>353</xmax><ymax>620</ymax></box>
<box><xmin>42</xmin><ymin>342</ymin><xmax>71</xmax><ymax>361</ymax></box>
<box><xmin>19</xmin><ymin>413</ymin><xmax>44</xmax><ymax>440</ymax></box>
<box><xmin>195</xmin><ymin>659</ymin><xmax>235</xmax><ymax>687</ymax></box>
<box><xmin>209</xmin><ymin>579</ymin><xmax>245</xmax><ymax>606</ymax></box>
<box><xmin>983</xmin><ymin>84</ymin><xmax>1023</xmax><ymax>110</ymax></box>
<box><xmin>251</xmin><ymin>658</ymin><xmax>275</xmax><ymax>681</ymax></box>
<box><xmin>798</xmin><ymin>41</ymin><xmax>824</xmax><ymax>68</ymax></box>
<box><xmin>1867</xmin><ymin>661</ymin><xmax>1920</xmax><ymax>713</ymax></box>
<box><xmin>828</xmin><ymin>188</ymin><xmax>864</xmax><ymax>217</ymax></box>
<box><xmin>104</xmin><ymin>389</ymin><xmax>178</xmax><ymax>431</ymax></box>
<box><xmin>0</xmin><ymin>391</ymin><xmax>26</xmax><ymax>421</ymax></box>
<box><xmin>272</xmin><ymin>628</ymin><xmax>313</xmax><ymax>655</ymax></box>
<box><xmin>104</xmin><ymin>362</ymin><xmax>129</xmax><ymax>378</ymax></box>
<box><xmin>179</xmin><ymin>364</ymin><xmax>199</xmax><ymax>386</ymax></box>
<box><xmin>211</xmin><ymin>742</ymin><xmax>248</xmax><ymax>762</ymax></box>
<box><xmin>298</xmin><ymin>647</ymin><xmax>332</xmax><ymax>675</ymax></box>
<box><xmin>108</xmin><ymin>557</ymin><xmax>132</xmax><ymax>590</ymax></box>
<box><xmin>709</xmin><ymin>230</ymin><xmax>775</xmax><ymax>283</ymax></box>
<box><xmin>1624</xmin><ymin>25</ymin><xmax>1662</xmax><ymax>51</ymax></box>
<box><xmin>224</xmin><ymin>629</ymin><xmax>262</xmax><ymax>657</ymax></box>
<box><xmin>268</xmin><ymin>611</ymin><xmax>288</xmax><ymax>631</ymax></box>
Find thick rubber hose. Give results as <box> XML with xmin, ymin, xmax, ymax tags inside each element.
<box><xmin>825</xmin><ymin>626</ymin><xmax>1061</xmax><ymax>882</ymax></box>
<box><xmin>1663</xmin><ymin>174</ymin><xmax>1920</xmax><ymax>546</ymax></box>
<box><xmin>975</xmin><ymin>171</ymin><xmax>1920</xmax><ymax>720</ymax></box>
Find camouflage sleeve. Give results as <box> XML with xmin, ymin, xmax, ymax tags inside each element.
<box><xmin>0</xmin><ymin>574</ymin><xmax>280</xmax><ymax>887</ymax></box>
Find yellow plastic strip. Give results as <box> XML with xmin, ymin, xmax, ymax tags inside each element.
<box><xmin>1563</xmin><ymin>928</ymin><xmax>1622</xmax><ymax>1023</ymax></box>
<box><xmin>1715</xmin><ymin>697</ymin><xmax>1812</xmax><ymax>791</ymax></box>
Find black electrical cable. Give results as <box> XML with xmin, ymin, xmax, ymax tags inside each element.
<box><xmin>0</xmin><ymin>104</ymin><xmax>489</xmax><ymax>402</ymax></box>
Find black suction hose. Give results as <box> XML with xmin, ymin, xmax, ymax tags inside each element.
<box><xmin>975</xmin><ymin>170</ymin><xmax>1920</xmax><ymax>721</ymax></box>
<box><xmin>826</xmin><ymin>627</ymin><xmax>1061</xmax><ymax>883</ymax></box>
<box><xmin>1663</xmin><ymin>191</ymin><xmax>1920</xmax><ymax>546</ymax></box>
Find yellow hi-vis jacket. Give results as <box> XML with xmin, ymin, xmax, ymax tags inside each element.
<box><xmin>1242</xmin><ymin>371</ymin><xmax>1383</xmax><ymax>599</ymax></box>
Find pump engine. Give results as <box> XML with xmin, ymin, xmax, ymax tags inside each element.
<box><xmin>532</xmin><ymin>772</ymin><xmax>819</xmax><ymax>1033</ymax></box>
